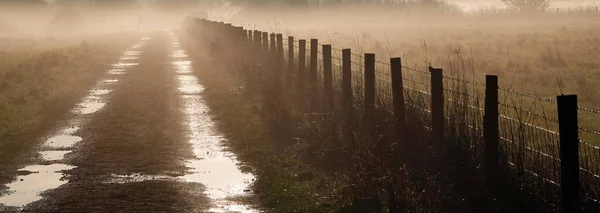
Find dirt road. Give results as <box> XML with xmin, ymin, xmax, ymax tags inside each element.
<box><xmin>0</xmin><ymin>32</ymin><xmax>258</xmax><ymax>213</ymax></box>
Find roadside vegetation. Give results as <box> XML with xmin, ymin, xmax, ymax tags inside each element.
<box><xmin>181</xmin><ymin>0</ymin><xmax>600</xmax><ymax>210</ymax></box>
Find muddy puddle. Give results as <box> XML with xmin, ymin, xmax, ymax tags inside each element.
<box><xmin>0</xmin><ymin>37</ymin><xmax>151</xmax><ymax>209</ymax></box>
<box><xmin>169</xmin><ymin>33</ymin><xmax>259</xmax><ymax>212</ymax></box>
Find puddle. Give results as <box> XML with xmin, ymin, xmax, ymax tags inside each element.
<box><xmin>123</xmin><ymin>51</ymin><xmax>143</xmax><ymax>56</ymax></box>
<box><xmin>73</xmin><ymin>101</ymin><xmax>107</xmax><ymax>115</ymax></box>
<box><xmin>108</xmin><ymin>69</ymin><xmax>126</xmax><ymax>75</ymax></box>
<box><xmin>111</xmin><ymin>62</ymin><xmax>138</xmax><ymax>69</ymax></box>
<box><xmin>172</xmin><ymin>50</ymin><xmax>188</xmax><ymax>58</ymax></box>
<box><xmin>209</xmin><ymin>202</ymin><xmax>256</xmax><ymax>213</ymax></box>
<box><xmin>90</xmin><ymin>89</ymin><xmax>112</xmax><ymax>96</ymax></box>
<box><xmin>173</xmin><ymin>61</ymin><xmax>192</xmax><ymax>74</ymax></box>
<box><xmin>170</xmin><ymin>33</ymin><xmax>259</xmax><ymax>212</ymax></box>
<box><xmin>177</xmin><ymin>76</ymin><xmax>203</xmax><ymax>95</ymax></box>
<box><xmin>119</xmin><ymin>56</ymin><xmax>140</xmax><ymax>61</ymax></box>
<box><xmin>39</xmin><ymin>151</ymin><xmax>71</xmax><ymax>161</ymax></box>
<box><xmin>0</xmin><ymin>37</ymin><xmax>148</xmax><ymax>208</ymax></box>
<box><xmin>43</xmin><ymin>135</ymin><xmax>83</xmax><ymax>149</ymax></box>
<box><xmin>0</xmin><ymin>164</ymin><xmax>74</xmax><ymax>207</ymax></box>
<box><xmin>103</xmin><ymin>173</ymin><xmax>176</xmax><ymax>184</ymax></box>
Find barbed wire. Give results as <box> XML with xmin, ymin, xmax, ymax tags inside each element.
<box><xmin>351</xmin><ymin>61</ymin><xmax>364</xmax><ymax>68</ymax></box>
<box><xmin>578</xmin><ymin>106</ymin><xmax>600</xmax><ymax>115</ymax></box>
<box><xmin>498</xmin><ymin>87</ymin><xmax>557</xmax><ymax>104</ymax></box>
<box><xmin>443</xmin><ymin>88</ymin><xmax>483</xmax><ymax>101</ymax></box>
<box><xmin>402</xmin><ymin>66</ymin><xmax>430</xmax><ymax>75</ymax></box>
<box><xmin>499</xmin><ymin>102</ymin><xmax>559</xmax><ymax>123</ymax></box>
<box><xmin>443</xmin><ymin>75</ymin><xmax>486</xmax><ymax>87</ymax></box>
<box><xmin>351</xmin><ymin>52</ymin><xmax>364</xmax><ymax>58</ymax></box>
<box><xmin>580</xmin><ymin>126</ymin><xmax>600</xmax><ymax>137</ymax></box>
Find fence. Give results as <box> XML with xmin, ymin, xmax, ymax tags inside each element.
<box><xmin>185</xmin><ymin>17</ymin><xmax>600</xmax><ymax>212</ymax></box>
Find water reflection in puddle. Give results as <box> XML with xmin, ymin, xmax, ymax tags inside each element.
<box><xmin>90</xmin><ymin>89</ymin><xmax>112</xmax><ymax>96</ymax></box>
<box><xmin>170</xmin><ymin>33</ymin><xmax>259</xmax><ymax>212</ymax></box>
<box><xmin>0</xmin><ymin>37</ymin><xmax>147</xmax><ymax>208</ymax></box>
<box><xmin>112</xmin><ymin>62</ymin><xmax>138</xmax><ymax>69</ymax></box>
<box><xmin>173</xmin><ymin>61</ymin><xmax>192</xmax><ymax>74</ymax></box>
<box><xmin>108</xmin><ymin>69</ymin><xmax>126</xmax><ymax>75</ymax></box>
<box><xmin>103</xmin><ymin>173</ymin><xmax>176</xmax><ymax>184</ymax></box>
<box><xmin>172</xmin><ymin>50</ymin><xmax>188</xmax><ymax>58</ymax></box>
<box><xmin>43</xmin><ymin>135</ymin><xmax>83</xmax><ymax>149</ymax></box>
<box><xmin>0</xmin><ymin>164</ymin><xmax>75</xmax><ymax>207</ymax></box>
<box><xmin>39</xmin><ymin>151</ymin><xmax>71</xmax><ymax>161</ymax></box>
<box><xmin>73</xmin><ymin>101</ymin><xmax>107</xmax><ymax>115</ymax></box>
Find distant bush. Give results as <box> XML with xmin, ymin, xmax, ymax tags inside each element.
<box><xmin>501</xmin><ymin>0</ymin><xmax>551</xmax><ymax>11</ymax></box>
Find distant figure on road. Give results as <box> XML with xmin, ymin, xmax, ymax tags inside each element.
<box><xmin>138</xmin><ymin>15</ymin><xmax>143</xmax><ymax>30</ymax></box>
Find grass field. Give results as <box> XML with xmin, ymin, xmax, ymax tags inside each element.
<box><xmin>230</xmin><ymin>7</ymin><xmax>600</xmax><ymax>107</ymax></box>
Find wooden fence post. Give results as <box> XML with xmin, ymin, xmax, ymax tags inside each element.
<box><xmin>247</xmin><ymin>30</ymin><xmax>252</xmax><ymax>44</ymax></box>
<box><xmin>310</xmin><ymin>39</ymin><xmax>318</xmax><ymax>112</ymax></box>
<box><xmin>388</xmin><ymin>57</ymin><xmax>404</xmax><ymax>213</ymax></box>
<box><xmin>342</xmin><ymin>49</ymin><xmax>354</xmax><ymax>153</ymax></box>
<box><xmin>276</xmin><ymin>34</ymin><xmax>284</xmax><ymax>82</ymax></box>
<box><xmin>342</xmin><ymin>49</ymin><xmax>353</xmax><ymax>118</ymax></box>
<box><xmin>484</xmin><ymin>75</ymin><xmax>499</xmax><ymax>185</ymax></box>
<box><xmin>323</xmin><ymin>44</ymin><xmax>333</xmax><ymax>111</ymax></box>
<box><xmin>288</xmin><ymin>36</ymin><xmax>295</xmax><ymax>75</ymax></box>
<box><xmin>262</xmin><ymin>32</ymin><xmax>269</xmax><ymax>54</ymax></box>
<box><xmin>277</xmin><ymin>34</ymin><xmax>283</xmax><ymax>64</ymax></box>
<box><xmin>390</xmin><ymin>57</ymin><xmax>405</xmax><ymax>138</ymax></box>
<box><xmin>364</xmin><ymin>53</ymin><xmax>376</xmax><ymax>126</ymax></box>
<box><xmin>298</xmin><ymin>39</ymin><xmax>306</xmax><ymax>108</ymax></box>
<box><xmin>558</xmin><ymin>95</ymin><xmax>580</xmax><ymax>213</ymax></box>
<box><xmin>430</xmin><ymin>67</ymin><xmax>444</xmax><ymax>143</ymax></box>
<box><xmin>253</xmin><ymin>30</ymin><xmax>260</xmax><ymax>51</ymax></box>
<box><xmin>270</xmin><ymin>33</ymin><xmax>276</xmax><ymax>57</ymax></box>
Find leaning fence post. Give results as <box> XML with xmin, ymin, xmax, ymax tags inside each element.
<box><xmin>430</xmin><ymin>67</ymin><xmax>444</xmax><ymax>143</ymax></box>
<box><xmin>298</xmin><ymin>39</ymin><xmax>306</xmax><ymax>108</ymax></box>
<box><xmin>323</xmin><ymin>45</ymin><xmax>333</xmax><ymax>111</ymax></box>
<box><xmin>558</xmin><ymin>95</ymin><xmax>580</xmax><ymax>213</ymax></box>
<box><xmin>364</xmin><ymin>53</ymin><xmax>376</xmax><ymax>127</ymax></box>
<box><xmin>484</xmin><ymin>75</ymin><xmax>499</xmax><ymax>191</ymax></box>
<box><xmin>310</xmin><ymin>39</ymin><xmax>319</xmax><ymax>112</ymax></box>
